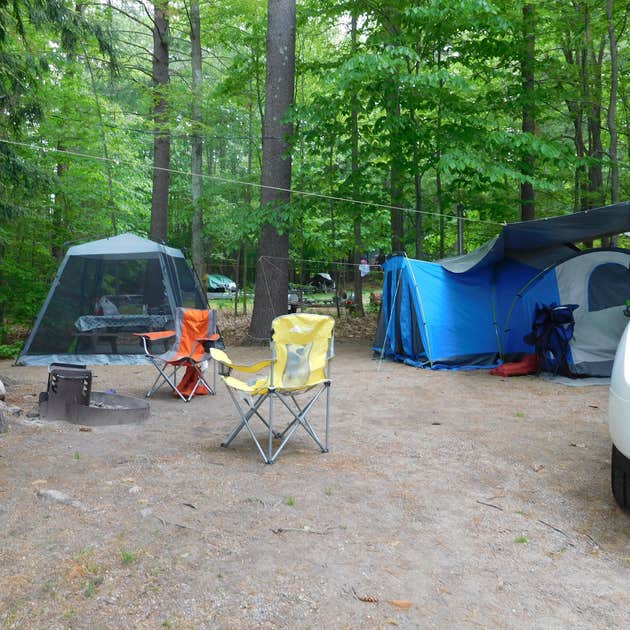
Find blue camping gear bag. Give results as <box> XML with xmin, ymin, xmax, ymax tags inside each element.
<box><xmin>524</xmin><ymin>303</ymin><xmax>579</xmax><ymax>376</ymax></box>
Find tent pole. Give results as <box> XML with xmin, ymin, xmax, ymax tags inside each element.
<box><xmin>377</xmin><ymin>259</ymin><xmax>404</xmax><ymax>370</ymax></box>
<box><xmin>490</xmin><ymin>265</ymin><xmax>503</xmax><ymax>362</ymax></box>
<box><xmin>501</xmin><ymin>263</ymin><xmax>557</xmax><ymax>355</ymax></box>
<box><xmin>403</xmin><ymin>253</ymin><xmax>434</xmax><ymax>367</ymax></box>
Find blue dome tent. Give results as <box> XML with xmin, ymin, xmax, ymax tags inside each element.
<box><xmin>373</xmin><ymin>202</ymin><xmax>630</xmax><ymax>377</ymax></box>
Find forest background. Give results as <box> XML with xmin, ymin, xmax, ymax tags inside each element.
<box><xmin>0</xmin><ymin>0</ymin><xmax>628</xmax><ymax>351</ymax></box>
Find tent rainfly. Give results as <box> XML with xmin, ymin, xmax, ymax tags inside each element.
<box><xmin>17</xmin><ymin>233</ymin><xmax>207</xmax><ymax>366</ymax></box>
<box><xmin>373</xmin><ymin>202</ymin><xmax>630</xmax><ymax>377</ymax></box>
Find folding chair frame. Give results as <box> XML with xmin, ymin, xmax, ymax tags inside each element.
<box><xmin>220</xmin><ymin>380</ymin><xmax>331</xmax><ymax>464</ymax></box>
<box><xmin>135</xmin><ymin>309</ymin><xmax>220</xmax><ymax>402</ymax></box>
<box><xmin>141</xmin><ymin>339</ymin><xmax>217</xmax><ymax>402</ymax></box>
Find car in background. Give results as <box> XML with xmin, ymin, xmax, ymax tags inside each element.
<box><xmin>207</xmin><ymin>274</ymin><xmax>237</xmax><ymax>300</ymax></box>
<box><xmin>207</xmin><ymin>274</ymin><xmax>237</xmax><ymax>292</ymax></box>
<box><xmin>307</xmin><ymin>272</ymin><xmax>335</xmax><ymax>292</ymax></box>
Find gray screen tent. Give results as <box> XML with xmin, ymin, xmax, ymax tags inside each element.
<box><xmin>17</xmin><ymin>233</ymin><xmax>207</xmax><ymax>366</ymax></box>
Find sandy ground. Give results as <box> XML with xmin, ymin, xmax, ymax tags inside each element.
<box><xmin>1</xmin><ymin>339</ymin><xmax>629</xmax><ymax>629</ymax></box>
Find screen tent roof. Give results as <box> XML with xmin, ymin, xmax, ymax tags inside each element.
<box><xmin>441</xmin><ymin>202</ymin><xmax>630</xmax><ymax>273</ymax></box>
<box><xmin>67</xmin><ymin>233</ymin><xmax>184</xmax><ymax>259</ymax></box>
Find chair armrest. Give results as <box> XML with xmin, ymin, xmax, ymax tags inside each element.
<box><xmin>134</xmin><ymin>330</ymin><xmax>175</xmax><ymax>355</ymax></box>
<box><xmin>210</xmin><ymin>348</ymin><xmax>273</xmax><ymax>373</ymax></box>
<box><xmin>133</xmin><ymin>330</ymin><xmax>175</xmax><ymax>341</ymax></box>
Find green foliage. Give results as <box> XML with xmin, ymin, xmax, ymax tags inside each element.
<box><xmin>1</xmin><ymin>0</ymin><xmax>629</xmax><ymax>328</ymax></box>
<box><xmin>0</xmin><ymin>341</ymin><xmax>22</xmax><ymax>359</ymax></box>
<box><xmin>119</xmin><ymin>548</ymin><xmax>139</xmax><ymax>565</ymax></box>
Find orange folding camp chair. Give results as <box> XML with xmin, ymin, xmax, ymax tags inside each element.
<box><xmin>135</xmin><ymin>307</ymin><xmax>221</xmax><ymax>402</ymax></box>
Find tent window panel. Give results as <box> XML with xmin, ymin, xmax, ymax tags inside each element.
<box><xmin>394</xmin><ymin>270</ymin><xmax>404</xmax><ymax>355</ymax></box>
<box><xmin>101</xmin><ymin>260</ymin><xmax>151</xmax><ymax>314</ymax></box>
<box><xmin>173</xmin><ymin>258</ymin><xmax>206</xmax><ymax>308</ymax></box>
<box><xmin>27</xmin><ymin>257</ymin><xmax>94</xmax><ymax>353</ymax></box>
<box><xmin>372</xmin><ymin>269</ymin><xmax>397</xmax><ymax>353</ymax></box>
<box><xmin>406</xmin><ymin>285</ymin><xmax>426</xmax><ymax>360</ymax></box>
<box><xmin>588</xmin><ymin>263</ymin><xmax>630</xmax><ymax>312</ymax></box>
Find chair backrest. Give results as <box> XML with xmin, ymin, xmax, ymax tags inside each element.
<box><xmin>270</xmin><ymin>313</ymin><xmax>335</xmax><ymax>389</ymax></box>
<box><xmin>173</xmin><ymin>308</ymin><xmax>217</xmax><ymax>360</ymax></box>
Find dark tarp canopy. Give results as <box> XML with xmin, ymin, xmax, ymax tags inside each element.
<box><xmin>442</xmin><ymin>202</ymin><xmax>630</xmax><ymax>273</ymax></box>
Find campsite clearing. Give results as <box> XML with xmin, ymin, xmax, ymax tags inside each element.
<box><xmin>1</xmin><ymin>339</ymin><xmax>629</xmax><ymax>628</ymax></box>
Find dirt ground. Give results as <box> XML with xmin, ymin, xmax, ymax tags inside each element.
<box><xmin>1</xmin><ymin>332</ymin><xmax>629</xmax><ymax>629</ymax></box>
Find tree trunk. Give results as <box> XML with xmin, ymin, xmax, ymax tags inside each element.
<box><xmin>150</xmin><ymin>0</ymin><xmax>170</xmax><ymax>243</ymax></box>
<box><xmin>350</xmin><ymin>14</ymin><xmax>365</xmax><ymax>316</ymax></box>
<box><xmin>414</xmin><ymin>172</ymin><xmax>423</xmax><ymax>259</ymax></box>
<box><xmin>562</xmin><ymin>40</ymin><xmax>587</xmax><ymax>211</ymax></box>
<box><xmin>520</xmin><ymin>3</ymin><xmax>536</xmax><ymax>221</ymax></box>
<box><xmin>437</xmin><ymin>168</ymin><xmax>444</xmax><ymax>258</ymax></box>
<box><xmin>607</xmin><ymin>0</ymin><xmax>619</xmax><ymax>204</ymax></box>
<box><xmin>249</xmin><ymin>0</ymin><xmax>296</xmax><ymax>341</ymax></box>
<box><xmin>587</xmin><ymin>38</ymin><xmax>606</xmax><ymax>209</ymax></box>
<box><xmin>380</xmin><ymin>7</ymin><xmax>404</xmax><ymax>254</ymax></box>
<box><xmin>436</xmin><ymin>49</ymin><xmax>444</xmax><ymax>258</ymax></box>
<box><xmin>190</xmin><ymin>0</ymin><xmax>203</xmax><ymax>274</ymax></box>
<box><xmin>390</xmin><ymin>151</ymin><xmax>404</xmax><ymax>253</ymax></box>
<box><xmin>53</xmin><ymin>142</ymin><xmax>68</xmax><ymax>260</ymax></box>
<box><xmin>386</xmin><ymin>69</ymin><xmax>404</xmax><ymax>253</ymax></box>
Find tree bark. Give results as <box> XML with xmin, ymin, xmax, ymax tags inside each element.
<box><xmin>436</xmin><ymin>49</ymin><xmax>444</xmax><ymax>258</ymax></box>
<box><xmin>607</xmin><ymin>0</ymin><xmax>619</xmax><ymax>204</ymax></box>
<box><xmin>189</xmin><ymin>0</ymin><xmax>203</xmax><ymax>274</ymax></box>
<box><xmin>587</xmin><ymin>38</ymin><xmax>606</xmax><ymax>209</ymax></box>
<box><xmin>414</xmin><ymin>172</ymin><xmax>423</xmax><ymax>259</ymax></box>
<box><xmin>350</xmin><ymin>13</ymin><xmax>365</xmax><ymax>316</ymax></box>
<box><xmin>562</xmin><ymin>38</ymin><xmax>587</xmax><ymax>211</ymax></box>
<box><xmin>390</xmin><ymin>132</ymin><xmax>404</xmax><ymax>253</ymax></box>
<box><xmin>249</xmin><ymin>0</ymin><xmax>296</xmax><ymax>341</ymax></box>
<box><xmin>53</xmin><ymin>143</ymin><xmax>67</xmax><ymax>260</ymax></box>
<box><xmin>150</xmin><ymin>0</ymin><xmax>170</xmax><ymax>243</ymax></box>
<box><xmin>520</xmin><ymin>3</ymin><xmax>536</xmax><ymax>221</ymax></box>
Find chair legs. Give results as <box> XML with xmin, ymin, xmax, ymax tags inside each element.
<box><xmin>221</xmin><ymin>382</ymin><xmax>330</xmax><ymax>464</ymax></box>
<box><xmin>146</xmin><ymin>358</ymin><xmax>215</xmax><ymax>402</ymax></box>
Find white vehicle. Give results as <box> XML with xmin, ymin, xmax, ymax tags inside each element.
<box><xmin>609</xmin><ymin>319</ymin><xmax>630</xmax><ymax>509</ymax></box>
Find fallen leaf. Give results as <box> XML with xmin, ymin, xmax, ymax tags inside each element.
<box><xmin>352</xmin><ymin>587</ymin><xmax>378</xmax><ymax>602</ymax></box>
<box><xmin>389</xmin><ymin>600</ymin><xmax>413</xmax><ymax>609</ymax></box>
<box><xmin>79</xmin><ymin>426</ymin><xmax>92</xmax><ymax>432</ymax></box>
<box><xmin>66</xmin><ymin>563</ymin><xmax>88</xmax><ymax>580</ymax></box>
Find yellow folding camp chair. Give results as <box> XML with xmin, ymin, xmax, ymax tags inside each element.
<box><xmin>211</xmin><ymin>313</ymin><xmax>334</xmax><ymax>464</ymax></box>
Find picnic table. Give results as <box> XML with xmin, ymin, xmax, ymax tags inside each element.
<box><xmin>74</xmin><ymin>314</ymin><xmax>170</xmax><ymax>353</ymax></box>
